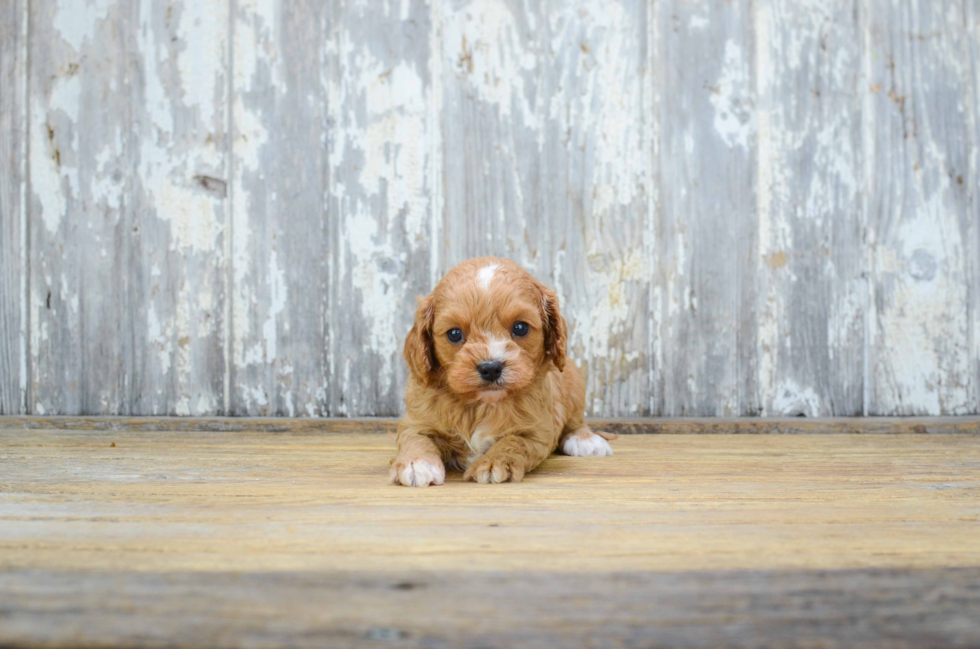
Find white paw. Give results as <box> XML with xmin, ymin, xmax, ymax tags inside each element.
<box><xmin>391</xmin><ymin>458</ymin><xmax>446</xmax><ymax>487</ymax></box>
<box><xmin>562</xmin><ymin>432</ymin><xmax>614</xmax><ymax>457</ymax></box>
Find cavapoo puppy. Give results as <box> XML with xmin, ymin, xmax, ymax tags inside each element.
<box><xmin>390</xmin><ymin>257</ymin><xmax>616</xmax><ymax>487</ymax></box>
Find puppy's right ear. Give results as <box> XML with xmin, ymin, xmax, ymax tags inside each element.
<box><xmin>404</xmin><ymin>294</ymin><xmax>438</xmax><ymax>386</ymax></box>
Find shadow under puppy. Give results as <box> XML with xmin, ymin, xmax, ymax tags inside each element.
<box><xmin>390</xmin><ymin>257</ymin><xmax>617</xmax><ymax>487</ymax></box>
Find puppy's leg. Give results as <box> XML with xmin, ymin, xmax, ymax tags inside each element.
<box><xmin>463</xmin><ymin>434</ymin><xmax>551</xmax><ymax>484</ymax></box>
<box><xmin>558</xmin><ymin>426</ymin><xmax>617</xmax><ymax>457</ymax></box>
<box><xmin>389</xmin><ymin>429</ymin><xmax>445</xmax><ymax>487</ymax></box>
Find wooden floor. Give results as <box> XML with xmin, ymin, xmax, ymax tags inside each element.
<box><xmin>2</xmin><ymin>423</ymin><xmax>979</xmax><ymax>648</ymax></box>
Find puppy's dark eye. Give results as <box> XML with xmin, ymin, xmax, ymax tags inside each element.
<box><xmin>447</xmin><ymin>328</ymin><xmax>464</xmax><ymax>344</ymax></box>
<box><xmin>511</xmin><ymin>321</ymin><xmax>530</xmax><ymax>338</ymax></box>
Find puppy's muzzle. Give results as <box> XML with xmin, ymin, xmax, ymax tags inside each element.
<box><xmin>477</xmin><ymin>360</ymin><xmax>504</xmax><ymax>383</ymax></box>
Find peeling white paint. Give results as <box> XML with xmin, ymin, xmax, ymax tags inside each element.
<box><xmin>53</xmin><ymin>0</ymin><xmax>114</xmax><ymax>52</ymax></box>
<box><xmin>175</xmin><ymin>0</ymin><xmax>225</xmax><ymax>127</ymax></box>
<box><xmin>710</xmin><ymin>41</ymin><xmax>755</xmax><ymax>151</ymax></box>
<box><xmin>262</xmin><ymin>249</ymin><xmax>287</xmax><ymax>363</ymax></box>
<box><xmin>342</xmin><ymin>213</ymin><xmax>401</xmax><ymax>391</ymax></box>
<box><xmin>443</xmin><ymin>0</ymin><xmax>538</xmax><ymax>124</ymax></box>
<box><xmin>771</xmin><ymin>379</ymin><xmax>821</xmax><ymax>416</ymax></box>
<box><xmin>19</xmin><ymin>0</ymin><xmax>978</xmax><ymax>419</ymax></box>
<box><xmin>31</xmin><ymin>73</ymin><xmax>82</xmax><ymax>235</ymax></box>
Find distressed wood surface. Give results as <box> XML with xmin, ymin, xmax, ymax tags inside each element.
<box><xmin>0</xmin><ymin>0</ymin><xmax>27</xmax><ymax>415</ymax></box>
<box><xmin>864</xmin><ymin>0</ymin><xmax>977</xmax><ymax>415</ymax></box>
<box><xmin>2</xmin><ymin>430</ymin><xmax>979</xmax><ymax>573</ymax></box>
<box><xmin>3</xmin><ymin>568</ymin><xmax>979</xmax><ymax>649</ymax></box>
<box><xmin>4</xmin><ymin>0</ymin><xmax>979</xmax><ymax>417</ymax></box>
<box><xmin>325</xmin><ymin>0</ymin><xmax>437</xmax><ymax>417</ymax></box>
<box><xmin>231</xmin><ymin>0</ymin><xmax>330</xmax><ymax>416</ymax></box>
<box><xmin>28</xmin><ymin>0</ymin><xmax>228</xmax><ymax>416</ymax></box>
<box><xmin>656</xmin><ymin>0</ymin><xmax>758</xmax><ymax>416</ymax></box>
<box><xmin>3</xmin><ymin>415</ymin><xmax>980</xmax><ymax>434</ymax></box>
<box><xmin>756</xmin><ymin>0</ymin><xmax>865</xmax><ymax>416</ymax></box>
<box><xmin>2</xmin><ymin>428</ymin><xmax>980</xmax><ymax>647</ymax></box>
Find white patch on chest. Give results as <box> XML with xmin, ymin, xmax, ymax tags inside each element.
<box><xmin>466</xmin><ymin>423</ymin><xmax>497</xmax><ymax>464</ymax></box>
<box><xmin>477</xmin><ymin>263</ymin><xmax>501</xmax><ymax>290</ymax></box>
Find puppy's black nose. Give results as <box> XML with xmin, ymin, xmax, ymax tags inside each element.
<box><xmin>477</xmin><ymin>360</ymin><xmax>504</xmax><ymax>383</ymax></box>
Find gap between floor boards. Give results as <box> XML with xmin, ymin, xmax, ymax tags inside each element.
<box><xmin>0</xmin><ymin>416</ymin><xmax>978</xmax><ymax>434</ymax></box>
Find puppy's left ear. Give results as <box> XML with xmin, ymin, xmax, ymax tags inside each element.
<box><xmin>404</xmin><ymin>294</ymin><xmax>438</xmax><ymax>386</ymax></box>
<box><xmin>538</xmin><ymin>284</ymin><xmax>567</xmax><ymax>371</ymax></box>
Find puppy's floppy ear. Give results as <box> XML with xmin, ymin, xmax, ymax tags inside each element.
<box><xmin>404</xmin><ymin>294</ymin><xmax>438</xmax><ymax>386</ymax></box>
<box><xmin>538</xmin><ymin>283</ymin><xmax>567</xmax><ymax>371</ymax></box>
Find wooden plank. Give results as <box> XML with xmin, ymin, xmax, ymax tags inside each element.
<box><xmin>864</xmin><ymin>0</ymin><xmax>977</xmax><ymax>415</ymax></box>
<box><xmin>132</xmin><ymin>0</ymin><xmax>229</xmax><ymax>416</ymax></box>
<box><xmin>0</xmin><ymin>0</ymin><xmax>27</xmax><ymax>415</ymax></box>
<box><xmin>655</xmin><ymin>0</ymin><xmax>757</xmax><ymax>416</ymax></box>
<box><xmin>440</xmin><ymin>0</ymin><xmax>651</xmax><ymax>417</ymax></box>
<box><xmin>230</xmin><ymin>0</ymin><xmax>330</xmax><ymax>416</ymax></box>
<box><xmin>755</xmin><ymin>0</ymin><xmax>865</xmax><ymax>416</ymax></box>
<box><xmin>2</xmin><ymin>415</ymin><xmax>980</xmax><ymax>435</ymax></box>
<box><xmin>2</xmin><ymin>430</ymin><xmax>979</xmax><ymax>646</ymax></box>
<box><xmin>323</xmin><ymin>0</ymin><xmax>438</xmax><ymax>417</ymax></box>
<box><xmin>2</xmin><ymin>431</ymin><xmax>979</xmax><ymax>574</ymax></box>
<box><xmin>2</xmin><ymin>567</ymin><xmax>978</xmax><ymax>649</ymax></box>
<box><xmin>28</xmin><ymin>0</ymin><xmax>228</xmax><ymax>415</ymax></box>
<box><xmin>969</xmin><ymin>2</ymin><xmax>980</xmax><ymax>421</ymax></box>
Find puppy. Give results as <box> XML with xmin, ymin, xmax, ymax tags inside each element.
<box><xmin>389</xmin><ymin>257</ymin><xmax>616</xmax><ymax>487</ymax></box>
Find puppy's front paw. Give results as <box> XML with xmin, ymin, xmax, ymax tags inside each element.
<box><xmin>463</xmin><ymin>453</ymin><xmax>525</xmax><ymax>484</ymax></box>
<box><xmin>562</xmin><ymin>431</ymin><xmax>614</xmax><ymax>457</ymax></box>
<box><xmin>389</xmin><ymin>457</ymin><xmax>445</xmax><ymax>487</ymax></box>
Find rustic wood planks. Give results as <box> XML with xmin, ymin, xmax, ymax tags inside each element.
<box><xmin>864</xmin><ymin>0</ymin><xmax>977</xmax><ymax>415</ymax></box>
<box><xmin>28</xmin><ymin>0</ymin><xmax>229</xmax><ymax>415</ymax></box>
<box><xmin>0</xmin><ymin>0</ymin><xmax>27</xmax><ymax>415</ymax></box>
<box><xmin>1</xmin><ymin>427</ymin><xmax>979</xmax><ymax>646</ymax></box>
<box><xmin>1</xmin><ymin>0</ymin><xmax>978</xmax><ymax>417</ymax></box>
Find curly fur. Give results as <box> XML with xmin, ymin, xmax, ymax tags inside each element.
<box><xmin>389</xmin><ymin>257</ymin><xmax>615</xmax><ymax>486</ymax></box>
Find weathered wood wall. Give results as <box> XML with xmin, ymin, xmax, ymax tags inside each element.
<box><xmin>0</xmin><ymin>0</ymin><xmax>977</xmax><ymax>417</ymax></box>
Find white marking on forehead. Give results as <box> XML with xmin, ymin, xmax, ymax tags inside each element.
<box><xmin>477</xmin><ymin>263</ymin><xmax>501</xmax><ymax>290</ymax></box>
<box><xmin>487</xmin><ymin>337</ymin><xmax>508</xmax><ymax>360</ymax></box>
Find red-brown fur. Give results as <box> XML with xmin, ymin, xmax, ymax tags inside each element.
<box><xmin>390</xmin><ymin>257</ymin><xmax>615</xmax><ymax>486</ymax></box>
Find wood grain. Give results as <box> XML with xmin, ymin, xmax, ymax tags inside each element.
<box><xmin>656</xmin><ymin>0</ymin><xmax>757</xmax><ymax>416</ymax></box>
<box><xmin>28</xmin><ymin>0</ymin><xmax>228</xmax><ymax>415</ymax></box>
<box><xmin>2</xmin><ymin>567</ymin><xmax>979</xmax><ymax>649</ymax></box>
<box><xmin>863</xmin><ymin>0</ymin><xmax>977</xmax><ymax>415</ymax></box>
<box><xmin>2</xmin><ymin>430</ymin><xmax>979</xmax><ymax>573</ymax></box>
<box><xmin>5</xmin><ymin>1</ymin><xmax>980</xmax><ymax>418</ymax></box>
<box><xmin>755</xmin><ymin>0</ymin><xmax>865</xmax><ymax>416</ymax></box>
<box><xmin>324</xmin><ymin>0</ymin><xmax>437</xmax><ymax>417</ymax></box>
<box><xmin>231</xmin><ymin>0</ymin><xmax>330</xmax><ymax>416</ymax></box>
<box><xmin>1</xmin><ymin>429</ymin><xmax>979</xmax><ymax>647</ymax></box>
<box><xmin>2</xmin><ymin>415</ymin><xmax>979</xmax><ymax>435</ymax></box>
<box><xmin>0</xmin><ymin>0</ymin><xmax>27</xmax><ymax>415</ymax></box>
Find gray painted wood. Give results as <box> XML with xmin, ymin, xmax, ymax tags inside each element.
<box><xmin>232</xmin><ymin>0</ymin><xmax>436</xmax><ymax>417</ymax></box>
<box><xmin>864</xmin><ymin>0</ymin><xmax>977</xmax><ymax>415</ymax></box>
<box><xmin>5</xmin><ymin>0</ymin><xmax>979</xmax><ymax>416</ymax></box>
<box><xmin>230</xmin><ymin>0</ymin><xmax>330</xmax><ymax>416</ymax></box>
<box><xmin>440</xmin><ymin>0</ymin><xmax>651</xmax><ymax>416</ymax></box>
<box><xmin>656</xmin><ymin>0</ymin><xmax>757</xmax><ymax>416</ymax></box>
<box><xmin>755</xmin><ymin>0</ymin><xmax>865</xmax><ymax>416</ymax></box>
<box><xmin>0</xmin><ymin>0</ymin><xmax>26</xmax><ymax>415</ymax></box>
<box><xmin>972</xmin><ymin>2</ymin><xmax>980</xmax><ymax>413</ymax></box>
<box><xmin>29</xmin><ymin>0</ymin><xmax>133</xmax><ymax>415</ymax></box>
<box><xmin>324</xmin><ymin>0</ymin><xmax>437</xmax><ymax>417</ymax></box>
<box><xmin>28</xmin><ymin>0</ymin><xmax>228</xmax><ymax>416</ymax></box>
<box><xmin>3</xmin><ymin>567</ymin><xmax>979</xmax><ymax>649</ymax></box>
